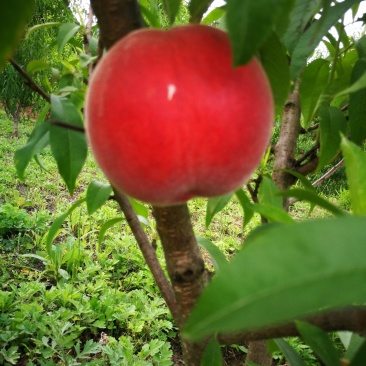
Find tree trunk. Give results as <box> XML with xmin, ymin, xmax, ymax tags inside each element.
<box><xmin>272</xmin><ymin>82</ymin><xmax>302</xmax><ymax>210</ymax></box>
<box><xmin>153</xmin><ymin>204</ymin><xmax>209</xmax><ymax>365</ymax></box>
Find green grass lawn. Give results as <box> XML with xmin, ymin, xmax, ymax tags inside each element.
<box><xmin>0</xmin><ymin>113</ymin><xmax>349</xmax><ymax>365</ymax></box>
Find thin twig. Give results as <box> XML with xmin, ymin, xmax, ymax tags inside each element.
<box><xmin>50</xmin><ymin>120</ymin><xmax>85</xmax><ymax>133</ymax></box>
<box><xmin>312</xmin><ymin>158</ymin><xmax>345</xmax><ymax>187</ymax></box>
<box><xmin>9</xmin><ymin>58</ymin><xmax>51</xmax><ymax>103</ymax></box>
<box><xmin>112</xmin><ymin>189</ymin><xmax>179</xmax><ymax>322</ymax></box>
<box><xmin>219</xmin><ymin>305</ymin><xmax>366</xmax><ymax>344</ymax></box>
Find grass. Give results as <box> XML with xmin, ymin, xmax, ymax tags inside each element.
<box><xmin>0</xmin><ymin>113</ymin><xmax>349</xmax><ymax>365</ymax></box>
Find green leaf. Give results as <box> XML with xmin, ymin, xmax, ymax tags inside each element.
<box><xmin>340</xmin><ymin>332</ymin><xmax>365</xmax><ymax>360</ymax></box>
<box><xmin>201</xmin><ymin>6</ymin><xmax>226</xmax><ymax>25</ymax></box>
<box><xmin>296</xmin><ymin>321</ymin><xmax>340</xmax><ymax>366</ymax></box>
<box><xmin>26</xmin><ymin>60</ymin><xmax>51</xmax><ymax>74</ymax></box>
<box><xmin>349</xmin><ymin>60</ymin><xmax>366</xmax><ymax>145</ymax></box>
<box><xmin>188</xmin><ymin>0</ymin><xmax>213</xmax><ymax>23</ymax></box>
<box><xmin>273</xmin><ymin>338</ymin><xmax>306</xmax><ymax>366</ymax></box>
<box><xmin>282</xmin><ymin>0</ymin><xmax>322</xmax><ymax>53</ymax></box>
<box><xmin>259</xmin><ymin>32</ymin><xmax>290</xmax><ymax>117</ymax></box>
<box><xmin>278</xmin><ymin>188</ymin><xmax>346</xmax><ymax>216</ymax></box>
<box><xmin>50</xmin><ymin>95</ymin><xmax>87</xmax><ymax>195</ymax></box>
<box><xmin>235</xmin><ymin>189</ymin><xmax>254</xmax><ymax>227</ymax></box>
<box><xmin>350</xmin><ymin>340</ymin><xmax>366</xmax><ymax>366</ymax></box>
<box><xmin>201</xmin><ymin>339</ymin><xmax>222</xmax><ymax>366</ymax></box>
<box><xmin>282</xmin><ymin>169</ymin><xmax>316</xmax><ymax>193</ymax></box>
<box><xmin>86</xmin><ymin>181</ymin><xmax>112</xmax><ymax>215</ymax></box>
<box><xmin>98</xmin><ymin>218</ymin><xmax>124</xmax><ymax>247</ymax></box>
<box><xmin>184</xmin><ymin>216</ymin><xmax>366</xmax><ymax>341</ymax></box>
<box><xmin>46</xmin><ymin>199</ymin><xmax>86</xmax><ymax>256</ymax></box>
<box><xmin>340</xmin><ymin>137</ymin><xmax>366</xmax><ymax>215</ymax></box>
<box><xmin>227</xmin><ymin>0</ymin><xmax>294</xmax><ymax>66</ymax></box>
<box><xmin>25</xmin><ymin>21</ymin><xmax>62</xmax><ymax>39</ymax></box>
<box><xmin>258</xmin><ymin>176</ymin><xmax>282</xmax><ymax>208</ymax></box>
<box><xmin>139</xmin><ymin>5</ymin><xmax>162</xmax><ymax>28</ymax></box>
<box><xmin>129</xmin><ymin>198</ymin><xmax>149</xmax><ymax>220</ymax></box>
<box><xmin>290</xmin><ymin>0</ymin><xmax>359</xmax><ymax>80</ymax></box>
<box><xmin>299</xmin><ymin>59</ymin><xmax>330</xmax><ymax>128</ymax></box>
<box><xmin>317</xmin><ymin>106</ymin><xmax>347</xmax><ymax>172</ymax></box>
<box><xmin>162</xmin><ymin>0</ymin><xmax>181</xmax><ymax>25</ymax></box>
<box><xmin>206</xmin><ymin>193</ymin><xmax>233</xmax><ymax>227</ymax></box>
<box><xmin>251</xmin><ymin>203</ymin><xmax>294</xmax><ymax>223</ymax></box>
<box><xmin>14</xmin><ymin>123</ymin><xmax>50</xmax><ymax>180</ymax></box>
<box><xmin>58</xmin><ymin>23</ymin><xmax>80</xmax><ymax>53</ymax></box>
<box><xmin>196</xmin><ymin>236</ymin><xmax>228</xmax><ymax>274</ymax></box>
<box><xmin>0</xmin><ymin>0</ymin><xmax>35</xmax><ymax>72</ymax></box>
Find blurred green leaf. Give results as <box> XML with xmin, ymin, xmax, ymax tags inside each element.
<box><xmin>278</xmin><ymin>188</ymin><xmax>345</xmax><ymax>216</ymax></box>
<box><xmin>274</xmin><ymin>338</ymin><xmax>306</xmax><ymax>366</ymax></box>
<box><xmin>235</xmin><ymin>189</ymin><xmax>254</xmax><ymax>227</ymax></box>
<box><xmin>258</xmin><ymin>176</ymin><xmax>282</xmax><ymax>208</ymax></box>
<box><xmin>349</xmin><ymin>60</ymin><xmax>366</xmax><ymax>145</ymax></box>
<box><xmin>299</xmin><ymin>59</ymin><xmax>330</xmax><ymax>128</ymax></box>
<box><xmin>296</xmin><ymin>321</ymin><xmax>340</xmax><ymax>366</ymax></box>
<box><xmin>259</xmin><ymin>32</ymin><xmax>290</xmax><ymax>117</ymax></box>
<box><xmin>206</xmin><ymin>193</ymin><xmax>233</xmax><ymax>227</ymax></box>
<box><xmin>318</xmin><ymin>106</ymin><xmax>347</xmax><ymax>172</ymax></box>
<box><xmin>188</xmin><ymin>0</ymin><xmax>213</xmax><ymax>23</ymax></box>
<box><xmin>26</xmin><ymin>60</ymin><xmax>51</xmax><ymax>74</ymax></box>
<box><xmin>98</xmin><ymin>218</ymin><xmax>124</xmax><ymax>248</ymax></box>
<box><xmin>196</xmin><ymin>236</ymin><xmax>228</xmax><ymax>274</ymax></box>
<box><xmin>25</xmin><ymin>21</ymin><xmax>62</xmax><ymax>39</ymax></box>
<box><xmin>184</xmin><ymin>216</ymin><xmax>366</xmax><ymax>340</ymax></box>
<box><xmin>129</xmin><ymin>198</ymin><xmax>149</xmax><ymax>220</ymax></box>
<box><xmin>58</xmin><ymin>23</ymin><xmax>80</xmax><ymax>53</ymax></box>
<box><xmin>162</xmin><ymin>0</ymin><xmax>181</xmax><ymax>24</ymax></box>
<box><xmin>227</xmin><ymin>0</ymin><xmax>293</xmax><ymax>66</ymax></box>
<box><xmin>340</xmin><ymin>137</ymin><xmax>366</xmax><ymax>215</ymax></box>
<box><xmin>282</xmin><ymin>0</ymin><xmax>321</xmax><ymax>53</ymax></box>
<box><xmin>201</xmin><ymin>6</ymin><xmax>226</xmax><ymax>25</ymax></box>
<box><xmin>290</xmin><ymin>0</ymin><xmax>359</xmax><ymax>80</ymax></box>
<box><xmin>140</xmin><ymin>4</ymin><xmax>162</xmax><ymax>28</ymax></box>
<box><xmin>251</xmin><ymin>203</ymin><xmax>294</xmax><ymax>223</ymax></box>
<box><xmin>86</xmin><ymin>181</ymin><xmax>112</xmax><ymax>215</ymax></box>
<box><xmin>0</xmin><ymin>0</ymin><xmax>35</xmax><ymax>72</ymax></box>
<box><xmin>201</xmin><ymin>339</ymin><xmax>222</xmax><ymax>366</ymax></box>
<box><xmin>14</xmin><ymin>123</ymin><xmax>50</xmax><ymax>180</ymax></box>
<box><xmin>50</xmin><ymin>95</ymin><xmax>87</xmax><ymax>195</ymax></box>
<box><xmin>46</xmin><ymin>198</ymin><xmax>86</xmax><ymax>256</ymax></box>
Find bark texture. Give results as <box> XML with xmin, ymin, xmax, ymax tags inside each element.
<box><xmin>90</xmin><ymin>0</ymin><xmax>143</xmax><ymax>50</ymax></box>
<box><xmin>272</xmin><ymin>82</ymin><xmax>302</xmax><ymax>209</ymax></box>
<box><xmin>153</xmin><ymin>205</ymin><xmax>209</xmax><ymax>366</ymax></box>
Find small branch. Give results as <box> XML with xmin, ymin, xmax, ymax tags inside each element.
<box><xmin>312</xmin><ymin>158</ymin><xmax>344</xmax><ymax>187</ymax></box>
<box><xmin>9</xmin><ymin>58</ymin><xmax>51</xmax><ymax>103</ymax></box>
<box><xmin>295</xmin><ymin>143</ymin><xmax>319</xmax><ymax>166</ymax></box>
<box><xmin>90</xmin><ymin>0</ymin><xmax>144</xmax><ymax>50</ymax></box>
<box><xmin>112</xmin><ymin>189</ymin><xmax>179</xmax><ymax>322</ymax></box>
<box><xmin>50</xmin><ymin>120</ymin><xmax>86</xmax><ymax>133</ymax></box>
<box><xmin>219</xmin><ymin>305</ymin><xmax>366</xmax><ymax>344</ymax></box>
<box><xmin>295</xmin><ymin>154</ymin><xmax>319</xmax><ymax>176</ymax></box>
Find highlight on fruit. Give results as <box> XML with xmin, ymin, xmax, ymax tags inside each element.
<box><xmin>85</xmin><ymin>24</ymin><xmax>274</xmax><ymax>206</ymax></box>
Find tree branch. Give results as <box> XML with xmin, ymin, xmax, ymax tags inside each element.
<box><xmin>312</xmin><ymin>158</ymin><xmax>344</xmax><ymax>187</ymax></box>
<box><xmin>219</xmin><ymin>305</ymin><xmax>366</xmax><ymax>344</ymax></box>
<box><xmin>90</xmin><ymin>0</ymin><xmax>143</xmax><ymax>50</ymax></box>
<box><xmin>9</xmin><ymin>58</ymin><xmax>51</xmax><ymax>103</ymax></box>
<box><xmin>153</xmin><ymin>204</ymin><xmax>209</xmax><ymax>365</ymax></box>
<box><xmin>112</xmin><ymin>189</ymin><xmax>179</xmax><ymax>322</ymax></box>
<box><xmin>50</xmin><ymin>120</ymin><xmax>86</xmax><ymax>133</ymax></box>
<box><xmin>272</xmin><ymin>81</ymin><xmax>302</xmax><ymax>210</ymax></box>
